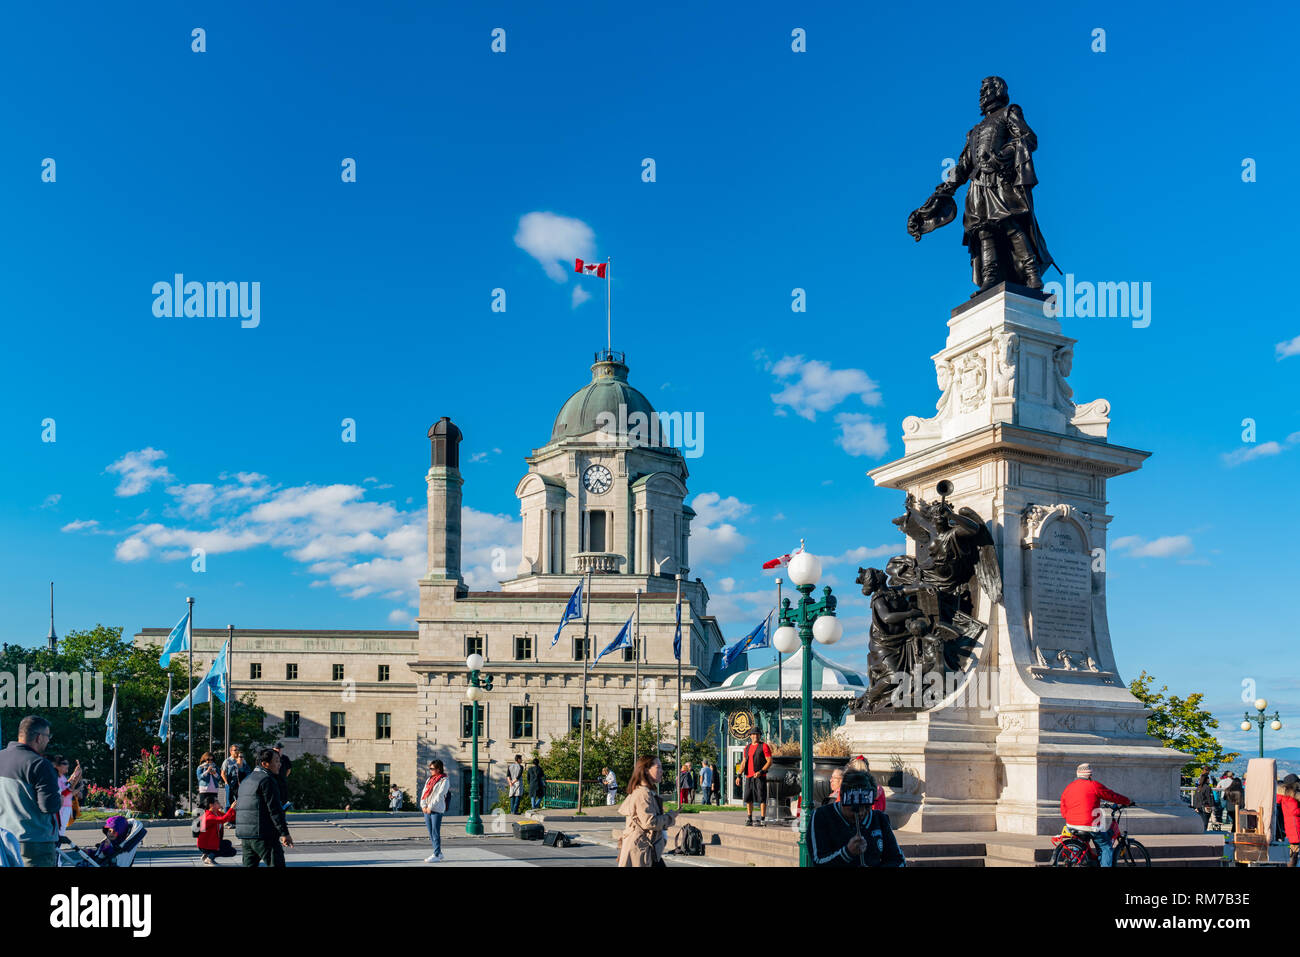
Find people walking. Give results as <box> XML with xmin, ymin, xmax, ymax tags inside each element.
<box><xmin>0</xmin><ymin>716</ymin><xmax>67</xmax><ymax>867</ymax></box>
<box><xmin>1192</xmin><ymin>771</ymin><xmax>1215</xmax><ymax>831</ymax></box>
<box><xmin>419</xmin><ymin>760</ymin><xmax>450</xmax><ymax>863</ymax></box>
<box><xmin>220</xmin><ymin>746</ymin><xmax>249</xmax><ymax>811</ymax></box>
<box><xmin>526</xmin><ymin>757</ymin><xmax>545</xmax><ymax>810</ymax></box>
<box><xmin>506</xmin><ymin>755</ymin><xmax>524</xmax><ymax>814</ymax></box>
<box><xmin>698</xmin><ymin>762</ymin><xmax>715</xmax><ymax>806</ymax></box>
<box><xmin>1219</xmin><ymin>770</ymin><xmax>1243</xmax><ymax>831</ymax></box>
<box><xmin>1277</xmin><ymin>773</ymin><xmax>1300</xmax><ymax>868</ymax></box>
<box><xmin>1058</xmin><ymin>763</ymin><xmax>1131</xmax><ymax>867</ymax></box>
<box><xmin>271</xmin><ymin>744</ymin><xmax>293</xmax><ymax>811</ymax></box>
<box><xmin>602</xmin><ymin>766</ymin><xmax>618</xmax><ymax>806</ymax></box>
<box><xmin>196</xmin><ymin>793</ymin><xmax>238</xmax><ymax>865</ymax></box>
<box><xmin>235</xmin><ymin>748</ymin><xmax>294</xmax><ymax>867</ymax></box>
<box><xmin>617</xmin><ymin>756</ymin><xmax>677</xmax><ymax>867</ymax></box>
<box><xmin>677</xmin><ymin>762</ymin><xmax>695</xmax><ymax>806</ymax></box>
<box><xmin>740</xmin><ymin>729</ymin><xmax>772</xmax><ymax>826</ymax></box>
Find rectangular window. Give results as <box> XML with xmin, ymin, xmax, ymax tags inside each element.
<box><xmin>513</xmin><ymin>634</ymin><xmax>533</xmax><ymax>661</ymax></box>
<box><xmin>572</xmin><ymin>636</ymin><xmax>590</xmax><ymax>662</ymax></box>
<box><xmin>619</xmin><ymin>707</ymin><xmax>644</xmax><ymax>731</ymax></box>
<box><xmin>375</xmin><ymin>764</ymin><xmax>391</xmax><ymax>790</ymax></box>
<box><xmin>460</xmin><ymin>704</ymin><xmax>485</xmax><ymax>739</ymax></box>
<box><xmin>589</xmin><ymin>510</ymin><xmax>607</xmax><ymax>552</ymax></box>
<box><xmin>621</xmin><ymin>638</ymin><xmax>641</xmax><ymax>663</ymax></box>
<box><xmin>570</xmin><ymin>706</ymin><xmax>593</xmax><ymax>733</ymax></box>
<box><xmin>330</xmin><ymin>712</ymin><xmax>346</xmax><ymax>739</ymax></box>
<box><xmin>376</xmin><ymin>713</ymin><xmax>392</xmax><ymax>740</ymax></box>
<box><xmin>284</xmin><ymin>711</ymin><xmax>301</xmax><ymax>738</ymax></box>
<box><xmin>249</xmin><ymin>663</ymin><xmax>262</xmax><ymax>680</ymax></box>
<box><xmin>286</xmin><ymin>663</ymin><xmax>298</xmax><ymax>681</ymax></box>
<box><xmin>465</xmin><ymin>633</ymin><xmax>485</xmax><ymax>659</ymax></box>
<box><xmin>511</xmin><ymin>705</ymin><xmax>534</xmax><ymax>740</ymax></box>
<box><xmin>377</xmin><ymin>664</ymin><xmax>390</xmax><ymax>682</ymax></box>
<box><xmin>332</xmin><ymin>663</ymin><xmax>344</xmax><ymax>681</ymax></box>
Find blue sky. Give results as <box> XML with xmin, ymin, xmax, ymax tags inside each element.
<box><xmin>2</xmin><ymin>0</ymin><xmax>1296</xmax><ymax>752</ymax></box>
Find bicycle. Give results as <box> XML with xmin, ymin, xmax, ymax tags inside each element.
<box><xmin>1050</xmin><ymin>803</ymin><xmax>1150</xmax><ymax>867</ymax></box>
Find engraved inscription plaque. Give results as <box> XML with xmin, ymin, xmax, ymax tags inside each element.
<box><xmin>1029</xmin><ymin>521</ymin><xmax>1093</xmax><ymax>651</ymax></box>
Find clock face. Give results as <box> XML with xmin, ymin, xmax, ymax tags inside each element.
<box><xmin>583</xmin><ymin>464</ymin><xmax>613</xmax><ymax>494</ymax></box>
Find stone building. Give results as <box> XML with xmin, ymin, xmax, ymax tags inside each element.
<box><xmin>135</xmin><ymin>350</ymin><xmax>731</xmax><ymax>810</ymax></box>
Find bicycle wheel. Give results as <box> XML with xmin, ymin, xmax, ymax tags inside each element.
<box><xmin>1050</xmin><ymin>839</ymin><xmax>1091</xmax><ymax>867</ymax></box>
<box><xmin>1117</xmin><ymin>839</ymin><xmax>1151</xmax><ymax>867</ymax></box>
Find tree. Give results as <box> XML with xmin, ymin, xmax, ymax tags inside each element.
<box><xmin>1129</xmin><ymin>670</ymin><xmax>1240</xmax><ymax>779</ymax></box>
<box><xmin>285</xmin><ymin>753</ymin><xmax>354</xmax><ymax>810</ymax></box>
<box><xmin>539</xmin><ymin>718</ymin><xmax>664</xmax><ymax>790</ymax></box>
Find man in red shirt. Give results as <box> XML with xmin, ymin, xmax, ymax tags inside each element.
<box><xmin>741</xmin><ymin>729</ymin><xmax>772</xmax><ymax>827</ymax></box>
<box><xmin>1059</xmin><ymin>762</ymin><xmax>1131</xmax><ymax>867</ymax></box>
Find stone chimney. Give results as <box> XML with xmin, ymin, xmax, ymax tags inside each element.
<box><xmin>426</xmin><ymin>416</ymin><xmax>464</xmax><ymax>584</ymax></box>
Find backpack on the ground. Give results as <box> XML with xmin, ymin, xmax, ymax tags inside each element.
<box><xmin>674</xmin><ymin>823</ymin><xmax>704</xmax><ymax>856</ymax></box>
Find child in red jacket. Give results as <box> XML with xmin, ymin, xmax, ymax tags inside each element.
<box><xmin>1277</xmin><ymin>774</ymin><xmax>1300</xmax><ymax>868</ymax></box>
<box><xmin>197</xmin><ymin>794</ymin><xmax>238</xmax><ymax>866</ymax></box>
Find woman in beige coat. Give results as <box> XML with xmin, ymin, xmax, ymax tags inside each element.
<box><xmin>617</xmin><ymin>756</ymin><xmax>677</xmax><ymax>867</ymax></box>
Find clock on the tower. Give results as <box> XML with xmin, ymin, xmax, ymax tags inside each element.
<box><xmin>583</xmin><ymin>464</ymin><xmax>612</xmax><ymax>494</ymax></box>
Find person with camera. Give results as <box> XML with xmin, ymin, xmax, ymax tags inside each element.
<box><xmin>809</xmin><ymin>770</ymin><xmax>905</xmax><ymax>867</ymax></box>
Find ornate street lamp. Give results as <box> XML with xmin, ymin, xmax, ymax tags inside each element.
<box><xmin>465</xmin><ymin>652</ymin><xmax>494</xmax><ymax>835</ymax></box>
<box><xmin>1241</xmin><ymin>698</ymin><xmax>1282</xmax><ymax>759</ymax></box>
<box><xmin>772</xmin><ymin>548</ymin><xmax>842</xmax><ymax>867</ymax></box>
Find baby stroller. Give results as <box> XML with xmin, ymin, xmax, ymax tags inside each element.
<box><xmin>57</xmin><ymin>815</ymin><xmax>147</xmax><ymax>867</ymax></box>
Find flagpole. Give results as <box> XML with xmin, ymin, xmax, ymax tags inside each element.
<box><xmin>776</xmin><ymin>577</ymin><xmax>784</xmax><ymax>744</ymax></box>
<box><xmin>186</xmin><ymin>596</ymin><xmax>194</xmax><ymax>814</ymax></box>
<box><xmin>606</xmin><ymin>257</ymin><xmax>612</xmax><ymax>353</ymax></box>
<box><xmin>674</xmin><ymin>573</ymin><xmax>683</xmax><ymax>809</ymax></box>
<box><xmin>633</xmin><ymin>589</ymin><xmax>640</xmax><ymax>764</ymax></box>
<box><xmin>576</xmin><ymin>569</ymin><xmax>592</xmax><ymax>815</ymax></box>
<box><xmin>165</xmin><ymin>673</ymin><xmax>172</xmax><ymax>804</ymax></box>
<box><xmin>112</xmin><ymin>683</ymin><xmax>118</xmax><ymax>789</ymax></box>
<box><xmin>225</xmin><ymin>625</ymin><xmax>233</xmax><ymax>763</ymax></box>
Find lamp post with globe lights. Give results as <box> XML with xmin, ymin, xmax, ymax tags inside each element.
<box><xmin>1241</xmin><ymin>698</ymin><xmax>1282</xmax><ymax>759</ymax></box>
<box><xmin>465</xmin><ymin>652</ymin><xmax>494</xmax><ymax>835</ymax></box>
<box><xmin>771</xmin><ymin>544</ymin><xmax>842</xmax><ymax>867</ymax></box>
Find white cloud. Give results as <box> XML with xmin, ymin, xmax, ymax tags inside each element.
<box><xmin>1111</xmin><ymin>535</ymin><xmax>1194</xmax><ymax>558</ymax></box>
<box><xmin>688</xmin><ymin>493</ymin><xmax>752</xmax><ymax>567</ymax></box>
<box><xmin>719</xmin><ymin>577</ymin><xmax>735</xmax><ymax>592</ymax></box>
<box><xmin>61</xmin><ymin>519</ymin><xmax>100</xmax><ymax>532</ymax></box>
<box><xmin>41</xmin><ymin>494</ymin><xmax>61</xmax><ymax>509</ymax></box>
<box><xmin>388</xmin><ymin>608</ymin><xmax>416</xmax><ymax>627</ymax></box>
<box><xmin>572</xmin><ymin>286</ymin><xmax>592</xmax><ymax>308</ymax></box>
<box><xmin>1276</xmin><ymin>334</ymin><xmax>1300</xmax><ymax>360</ymax></box>
<box><xmin>1222</xmin><ymin>431</ymin><xmax>1300</xmax><ymax>467</ymax></box>
<box><xmin>690</xmin><ymin>492</ymin><xmax>751</xmax><ymax>527</ymax></box>
<box><xmin>834</xmin><ymin>412</ymin><xmax>889</xmax><ymax>457</ymax></box>
<box><xmin>115</xmin><ymin>537</ymin><xmax>150</xmax><ymax>561</ymax></box>
<box><xmin>769</xmin><ymin>356</ymin><xmax>882</xmax><ymax>421</ymax></box>
<box><xmin>106</xmin><ymin>448</ymin><xmax>174</xmax><ymax>496</ymax></box>
<box><xmin>514</xmin><ymin>211</ymin><xmax>595</xmax><ymax>282</ymax></box>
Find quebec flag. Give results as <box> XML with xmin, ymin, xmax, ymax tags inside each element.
<box><xmin>721</xmin><ymin>609</ymin><xmax>774</xmax><ymax>669</ymax></box>
<box><xmin>551</xmin><ymin>579</ymin><xmax>584</xmax><ymax>647</ymax></box>
<box><xmin>594</xmin><ymin>615</ymin><xmax>635</xmax><ymax>665</ymax></box>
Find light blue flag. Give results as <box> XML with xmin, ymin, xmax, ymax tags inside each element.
<box><xmin>171</xmin><ymin>642</ymin><xmax>228</xmax><ymax>715</ymax></box>
<box><xmin>721</xmin><ymin>609</ymin><xmax>774</xmax><ymax>669</ymax></box>
<box><xmin>159</xmin><ymin>610</ymin><xmax>190</xmax><ymax>668</ymax></box>
<box><xmin>105</xmin><ymin>688</ymin><xmax>118</xmax><ymax>749</ymax></box>
<box><xmin>551</xmin><ymin>580</ymin><xmax>584</xmax><ymax>647</ymax></box>
<box><xmin>593</xmin><ymin>615</ymin><xmax>635</xmax><ymax>665</ymax></box>
<box><xmin>158</xmin><ymin>677</ymin><xmax>172</xmax><ymax>743</ymax></box>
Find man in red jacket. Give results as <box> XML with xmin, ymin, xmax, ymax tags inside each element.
<box><xmin>1059</xmin><ymin>763</ymin><xmax>1131</xmax><ymax>867</ymax></box>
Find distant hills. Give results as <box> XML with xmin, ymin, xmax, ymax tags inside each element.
<box><xmin>1220</xmin><ymin>747</ymin><xmax>1300</xmax><ymax>778</ymax></box>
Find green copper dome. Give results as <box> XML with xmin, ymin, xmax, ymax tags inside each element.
<box><xmin>550</xmin><ymin>352</ymin><xmax>659</xmax><ymax>443</ymax></box>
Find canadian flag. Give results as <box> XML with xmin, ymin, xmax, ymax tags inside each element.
<box><xmin>575</xmin><ymin>258</ymin><xmax>607</xmax><ymax>278</ymax></box>
<box><xmin>762</xmin><ymin>544</ymin><xmax>803</xmax><ymax>570</ymax></box>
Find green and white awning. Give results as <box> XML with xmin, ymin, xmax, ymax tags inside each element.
<box><xmin>683</xmin><ymin>645</ymin><xmax>867</xmax><ymax>702</ymax></box>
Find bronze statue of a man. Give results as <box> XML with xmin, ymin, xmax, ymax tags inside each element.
<box><xmin>908</xmin><ymin>76</ymin><xmax>1056</xmax><ymax>296</ymax></box>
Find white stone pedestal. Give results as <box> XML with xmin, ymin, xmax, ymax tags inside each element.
<box><xmin>846</xmin><ymin>284</ymin><xmax>1202</xmax><ymax>836</ymax></box>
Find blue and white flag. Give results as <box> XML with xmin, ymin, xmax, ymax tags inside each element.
<box><xmin>721</xmin><ymin>608</ymin><xmax>774</xmax><ymax>669</ymax></box>
<box><xmin>673</xmin><ymin>595</ymin><xmax>683</xmax><ymax>661</ymax></box>
<box><xmin>105</xmin><ymin>688</ymin><xmax>118</xmax><ymax>749</ymax></box>
<box><xmin>171</xmin><ymin>641</ymin><xmax>229</xmax><ymax>715</ymax></box>
<box><xmin>551</xmin><ymin>580</ymin><xmax>584</xmax><ymax>647</ymax></box>
<box><xmin>594</xmin><ymin>615</ymin><xmax>635</xmax><ymax>665</ymax></box>
<box><xmin>159</xmin><ymin>609</ymin><xmax>191</xmax><ymax>668</ymax></box>
<box><xmin>158</xmin><ymin>677</ymin><xmax>172</xmax><ymax>743</ymax></box>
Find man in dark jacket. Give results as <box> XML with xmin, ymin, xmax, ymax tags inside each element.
<box><xmin>526</xmin><ymin>757</ymin><xmax>545</xmax><ymax>810</ymax></box>
<box><xmin>0</xmin><ymin>716</ymin><xmax>67</xmax><ymax>866</ymax></box>
<box><xmin>236</xmin><ymin>748</ymin><xmax>293</xmax><ymax>866</ymax></box>
<box><xmin>809</xmin><ymin>771</ymin><xmax>905</xmax><ymax>867</ymax></box>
